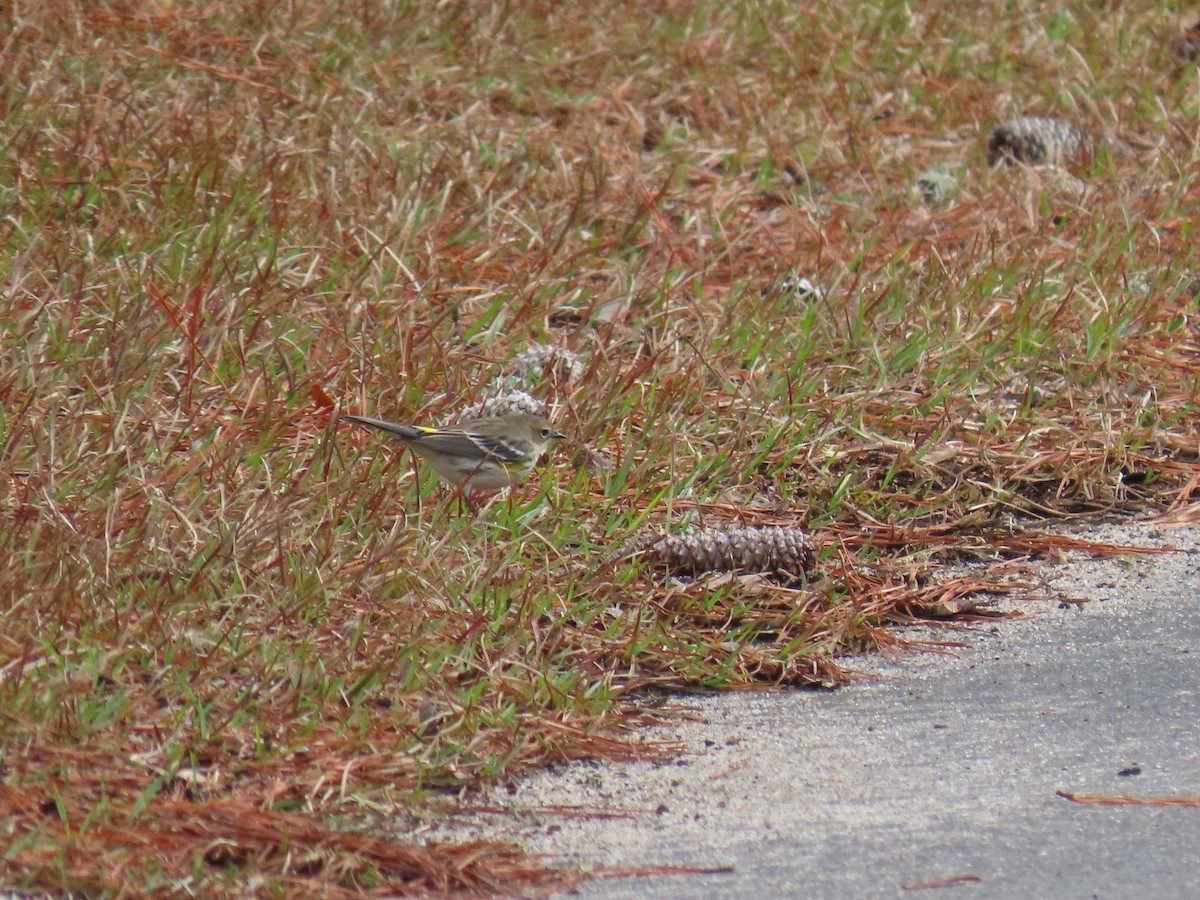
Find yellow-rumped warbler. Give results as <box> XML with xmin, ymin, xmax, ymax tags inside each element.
<box><xmin>339</xmin><ymin>411</ymin><xmax>565</xmax><ymax>497</ymax></box>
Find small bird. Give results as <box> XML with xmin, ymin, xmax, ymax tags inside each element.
<box><xmin>339</xmin><ymin>411</ymin><xmax>565</xmax><ymax>498</ymax></box>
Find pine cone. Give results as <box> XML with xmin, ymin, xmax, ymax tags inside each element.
<box><xmin>610</xmin><ymin>525</ymin><xmax>815</xmax><ymax>579</ymax></box>
<box><xmin>987</xmin><ymin>117</ymin><xmax>1090</xmax><ymax>168</ymax></box>
<box><xmin>1174</xmin><ymin>20</ymin><xmax>1200</xmax><ymax>62</ymax></box>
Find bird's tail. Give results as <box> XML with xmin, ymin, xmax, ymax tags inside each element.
<box><xmin>338</xmin><ymin>414</ymin><xmax>423</xmax><ymax>442</ymax></box>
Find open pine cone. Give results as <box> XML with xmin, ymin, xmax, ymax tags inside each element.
<box><xmin>986</xmin><ymin>117</ymin><xmax>1131</xmax><ymax>169</ymax></box>
<box><xmin>987</xmin><ymin>116</ymin><xmax>1090</xmax><ymax>168</ymax></box>
<box><xmin>609</xmin><ymin>525</ymin><xmax>815</xmax><ymax>580</ymax></box>
<box><xmin>1174</xmin><ymin>20</ymin><xmax>1200</xmax><ymax>62</ymax></box>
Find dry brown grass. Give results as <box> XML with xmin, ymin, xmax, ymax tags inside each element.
<box><xmin>2</xmin><ymin>0</ymin><xmax>1199</xmax><ymax>894</ymax></box>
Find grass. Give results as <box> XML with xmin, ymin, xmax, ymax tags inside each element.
<box><xmin>2</xmin><ymin>0</ymin><xmax>1199</xmax><ymax>894</ymax></box>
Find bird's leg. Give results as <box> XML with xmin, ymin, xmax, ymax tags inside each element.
<box><xmin>450</xmin><ymin>487</ymin><xmax>473</xmax><ymax>515</ymax></box>
<box><xmin>458</xmin><ymin>487</ymin><xmax>488</xmax><ymax>514</ymax></box>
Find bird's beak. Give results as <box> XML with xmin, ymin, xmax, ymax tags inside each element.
<box><xmin>552</xmin><ymin>430</ymin><xmax>567</xmax><ymax>441</ymax></box>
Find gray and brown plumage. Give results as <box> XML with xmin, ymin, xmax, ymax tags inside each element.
<box><xmin>339</xmin><ymin>412</ymin><xmax>564</xmax><ymax>496</ymax></box>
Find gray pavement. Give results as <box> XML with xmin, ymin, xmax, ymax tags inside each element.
<box><xmin>438</xmin><ymin>521</ymin><xmax>1200</xmax><ymax>899</ymax></box>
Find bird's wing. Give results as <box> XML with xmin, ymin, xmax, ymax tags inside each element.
<box><xmin>416</xmin><ymin>428</ymin><xmax>531</xmax><ymax>463</ymax></box>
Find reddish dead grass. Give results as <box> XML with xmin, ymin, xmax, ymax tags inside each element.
<box><xmin>2</xmin><ymin>0</ymin><xmax>1200</xmax><ymax>894</ymax></box>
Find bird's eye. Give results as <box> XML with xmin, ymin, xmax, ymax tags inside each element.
<box><xmin>541</xmin><ymin>427</ymin><xmax>552</xmax><ymax>438</ymax></box>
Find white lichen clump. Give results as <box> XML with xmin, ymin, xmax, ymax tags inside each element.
<box><xmin>779</xmin><ymin>273</ymin><xmax>824</xmax><ymax>303</ymax></box>
<box><xmin>451</xmin><ymin>390</ymin><xmax>548</xmax><ymax>424</ymax></box>
<box><xmin>511</xmin><ymin>344</ymin><xmax>585</xmax><ymax>383</ymax></box>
